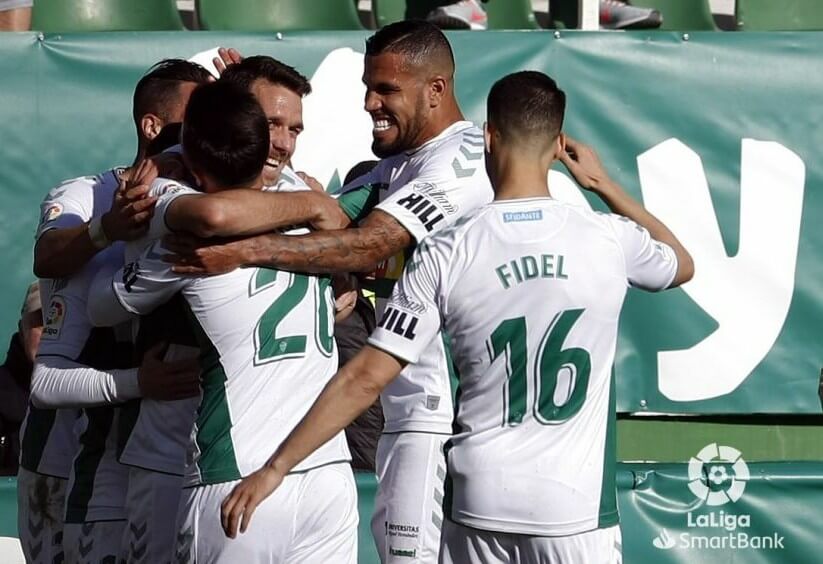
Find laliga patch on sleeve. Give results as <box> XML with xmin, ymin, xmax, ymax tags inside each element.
<box><xmin>39</xmin><ymin>203</ymin><xmax>64</xmax><ymax>226</ymax></box>
<box><xmin>42</xmin><ymin>297</ymin><xmax>66</xmax><ymax>340</ymax></box>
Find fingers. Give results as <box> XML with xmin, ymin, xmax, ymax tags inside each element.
<box><xmin>131</xmin><ymin>196</ymin><xmax>158</xmax><ymax>214</ymax></box>
<box><xmin>163</xmin><ymin>233</ymin><xmax>200</xmax><ymax>254</ymax></box>
<box><xmin>145</xmin><ymin>341</ymin><xmax>170</xmax><ymax>361</ymax></box>
<box><xmin>214</xmin><ymin>47</ymin><xmax>244</xmax><ymax>77</ymax></box>
<box><xmin>213</xmin><ymin>56</ymin><xmax>227</xmax><ymax>76</ymax></box>
<box><xmin>221</xmin><ymin>487</ymin><xmax>247</xmax><ymax>538</ymax></box>
<box><xmin>124</xmin><ymin>185</ymin><xmax>152</xmax><ymax>202</ymax></box>
<box><xmin>227</xmin><ymin>47</ymin><xmax>243</xmax><ymax>65</ymax></box>
<box><xmin>240</xmin><ymin>499</ymin><xmax>258</xmax><ymax>534</ymax></box>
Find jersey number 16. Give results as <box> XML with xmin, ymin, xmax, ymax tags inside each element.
<box><xmin>488</xmin><ymin>309</ymin><xmax>590</xmax><ymax>426</ymax></box>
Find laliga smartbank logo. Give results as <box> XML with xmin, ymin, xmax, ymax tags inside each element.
<box><xmin>688</xmin><ymin>443</ymin><xmax>749</xmax><ymax>506</ymax></box>
<box><xmin>652</xmin><ymin>443</ymin><xmax>785</xmax><ymax>552</ymax></box>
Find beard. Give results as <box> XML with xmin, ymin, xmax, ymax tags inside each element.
<box><xmin>371</xmin><ymin>98</ymin><xmax>429</xmax><ymax>158</ymax></box>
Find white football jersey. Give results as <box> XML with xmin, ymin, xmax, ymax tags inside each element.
<box><xmin>109</xmin><ymin>176</ymin><xmax>349</xmax><ymax>486</ymax></box>
<box><xmin>338</xmin><ymin>121</ymin><xmax>493</xmax><ymax>434</ymax></box>
<box><xmin>22</xmin><ymin>169</ymin><xmax>122</xmax><ymax>479</ymax></box>
<box><xmin>116</xmin><ymin>168</ymin><xmax>316</xmax><ymax>476</ymax></box>
<box><xmin>23</xmin><ymin>169</ymin><xmax>131</xmax><ymax>522</ymax></box>
<box><xmin>370</xmin><ymin>197</ymin><xmax>678</xmax><ymax>536</ymax></box>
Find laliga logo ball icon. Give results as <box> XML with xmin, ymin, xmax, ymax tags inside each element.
<box><xmin>688</xmin><ymin>443</ymin><xmax>750</xmax><ymax>506</ymax></box>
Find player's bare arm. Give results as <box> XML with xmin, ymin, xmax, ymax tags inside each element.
<box><xmin>167</xmin><ymin>209</ymin><xmax>412</xmax><ymax>275</ymax></box>
<box><xmin>560</xmin><ymin>136</ymin><xmax>695</xmax><ymax>287</ymax></box>
<box><xmin>33</xmin><ymin>170</ymin><xmax>157</xmax><ymax>279</ymax></box>
<box><xmin>220</xmin><ymin>345</ymin><xmax>404</xmax><ymax>538</ymax></box>
<box><xmin>164</xmin><ymin>188</ymin><xmax>350</xmax><ymax>238</ymax></box>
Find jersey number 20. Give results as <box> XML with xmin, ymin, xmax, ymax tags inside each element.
<box><xmin>488</xmin><ymin>309</ymin><xmax>590</xmax><ymax>425</ymax></box>
<box><xmin>252</xmin><ymin>269</ymin><xmax>335</xmax><ymax>363</ymax></box>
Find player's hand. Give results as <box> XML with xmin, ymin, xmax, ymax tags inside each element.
<box><xmin>163</xmin><ymin>233</ymin><xmax>249</xmax><ymax>275</ymax></box>
<box><xmin>220</xmin><ymin>466</ymin><xmax>284</xmax><ymax>538</ymax></box>
<box><xmin>102</xmin><ymin>160</ymin><xmax>158</xmax><ymax>241</ymax></box>
<box><xmin>296</xmin><ymin>171</ymin><xmax>325</xmax><ymax>193</ymax></box>
<box><xmin>333</xmin><ymin>274</ymin><xmax>358</xmax><ymax>322</ymax></box>
<box><xmin>558</xmin><ymin>136</ymin><xmax>613</xmax><ymax>193</ymax></box>
<box><xmin>213</xmin><ymin>47</ymin><xmax>243</xmax><ymax>76</ymax></box>
<box><xmin>137</xmin><ymin>342</ymin><xmax>201</xmax><ymax>401</ymax></box>
<box><xmin>308</xmin><ymin>192</ymin><xmax>350</xmax><ymax>231</ymax></box>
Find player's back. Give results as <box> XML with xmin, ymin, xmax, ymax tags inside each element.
<box><xmin>435</xmin><ymin>197</ymin><xmax>676</xmax><ymax>536</ymax></box>
<box><xmin>180</xmin><ymin>263</ymin><xmax>348</xmax><ymax>486</ymax></box>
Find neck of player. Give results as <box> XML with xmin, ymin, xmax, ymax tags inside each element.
<box><xmin>492</xmin><ymin>146</ymin><xmax>554</xmax><ymax>202</ymax></box>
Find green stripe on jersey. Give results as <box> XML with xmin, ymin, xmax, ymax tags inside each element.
<box><xmin>598</xmin><ymin>373</ymin><xmax>619</xmax><ymax>528</ymax></box>
<box><xmin>65</xmin><ymin>407</ymin><xmax>115</xmax><ymax>523</ymax></box>
<box><xmin>185</xmin><ymin>304</ymin><xmax>241</xmax><ymax>485</ymax></box>
<box><xmin>337</xmin><ymin>183</ymin><xmax>383</xmax><ymax>223</ymax></box>
<box><xmin>20</xmin><ymin>406</ymin><xmax>56</xmax><ymax>472</ymax></box>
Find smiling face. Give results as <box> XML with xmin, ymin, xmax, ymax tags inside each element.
<box><xmin>363</xmin><ymin>52</ymin><xmax>431</xmax><ymax>158</ymax></box>
<box><xmin>250</xmin><ymin>78</ymin><xmax>304</xmax><ymax>185</ymax></box>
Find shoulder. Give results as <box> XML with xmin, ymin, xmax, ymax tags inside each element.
<box><xmin>149</xmin><ymin>177</ymin><xmax>198</xmax><ymax>199</ymax></box>
<box><xmin>417</xmin><ymin>205</ymin><xmax>489</xmax><ymax>257</ymax></box>
<box><xmin>42</xmin><ymin>174</ymin><xmax>98</xmax><ymax>201</ymax></box>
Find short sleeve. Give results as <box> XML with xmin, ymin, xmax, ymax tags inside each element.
<box><xmin>606</xmin><ymin>214</ymin><xmax>679</xmax><ymax>291</ymax></box>
<box><xmin>35</xmin><ymin>178</ymin><xmax>95</xmax><ymax>239</ymax></box>
<box><xmin>376</xmin><ymin>172</ymin><xmax>487</xmax><ymax>244</ymax></box>
<box><xmin>112</xmin><ymin>240</ymin><xmax>188</xmax><ymax>316</ymax></box>
<box><xmin>368</xmin><ymin>239</ymin><xmax>447</xmax><ymax>364</ymax></box>
<box><xmin>146</xmin><ymin>178</ymin><xmax>199</xmax><ymax>240</ymax></box>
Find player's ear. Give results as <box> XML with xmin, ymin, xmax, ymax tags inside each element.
<box><xmin>140</xmin><ymin>113</ymin><xmax>164</xmax><ymax>142</ymax></box>
<box><xmin>484</xmin><ymin>122</ymin><xmax>492</xmax><ymax>153</ymax></box>
<box><xmin>556</xmin><ymin>132</ymin><xmax>566</xmax><ymax>159</ymax></box>
<box><xmin>428</xmin><ymin>76</ymin><xmax>447</xmax><ymax>108</ymax></box>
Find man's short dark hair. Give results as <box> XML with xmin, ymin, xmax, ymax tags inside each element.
<box><xmin>221</xmin><ymin>56</ymin><xmax>311</xmax><ymax>97</ymax></box>
<box><xmin>182</xmin><ymin>82</ymin><xmax>269</xmax><ymax>188</ymax></box>
<box><xmin>132</xmin><ymin>59</ymin><xmax>212</xmax><ymax>123</ymax></box>
<box><xmin>365</xmin><ymin>20</ymin><xmax>455</xmax><ymax>75</ymax></box>
<box><xmin>488</xmin><ymin>71</ymin><xmax>566</xmax><ymax>144</ymax></box>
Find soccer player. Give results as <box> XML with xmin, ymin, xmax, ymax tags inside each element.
<box><xmin>91</xmin><ymin>81</ymin><xmax>357</xmax><ymax>563</ymax></box>
<box><xmin>219</xmin><ymin>71</ymin><xmax>694</xmax><ymax>563</ymax></box>
<box><xmin>168</xmin><ymin>21</ymin><xmax>494</xmax><ymax>563</ymax></box>
<box><xmin>20</xmin><ymin>59</ymin><xmax>211</xmax><ymax>564</ymax></box>
<box><xmin>93</xmin><ymin>57</ymin><xmax>347</xmax><ymax>564</ymax></box>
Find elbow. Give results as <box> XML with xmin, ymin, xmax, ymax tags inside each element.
<box><xmin>33</xmin><ymin>250</ymin><xmax>59</xmax><ymax>279</ymax></box>
<box><xmin>340</xmin><ymin>364</ymin><xmax>385</xmax><ymax>400</ymax></box>
<box><xmin>672</xmin><ymin>251</ymin><xmax>695</xmax><ymax>288</ymax></box>
<box><xmin>190</xmin><ymin>203</ymin><xmax>227</xmax><ymax>238</ymax></box>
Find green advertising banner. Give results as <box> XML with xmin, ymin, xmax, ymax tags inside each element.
<box><xmin>2</xmin><ymin>459</ymin><xmax>822</xmax><ymax>564</ymax></box>
<box><xmin>0</xmin><ymin>31</ymin><xmax>821</xmax><ymax>414</ymax></box>
<box><xmin>619</xmin><ymin>458</ymin><xmax>823</xmax><ymax>563</ymax></box>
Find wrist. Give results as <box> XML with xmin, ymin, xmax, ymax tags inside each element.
<box><xmin>88</xmin><ymin>216</ymin><xmax>112</xmax><ymax>249</ymax></box>
<box><xmin>265</xmin><ymin>454</ymin><xmax>290</xmax><ymax>477</ymax></box>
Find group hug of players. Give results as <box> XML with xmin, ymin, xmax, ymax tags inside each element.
<box><xmin>18</xmin><ymin>18</ymin><xmax>693</xmax><ymax>564</ymax></box>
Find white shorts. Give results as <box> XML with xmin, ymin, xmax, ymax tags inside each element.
<box><xmin>440</xmin><ymin>520</ymin><xmax>623</xmax><ymax>564</ymax></box>
<box><xmin>63</xmin><ymin>520</ymin><xmax>126</xmax><ymax>564</ymax></box>
<box><xmin>176</xmin><ymin>462</ymin><xmax>358</xmax><ymax>564</ymax></box>
<box><xmin>17</xmin><ymin>468</ymin><xmax>66</xmax><ymax>564</ymax></box>
<box><xmin>372</xmin><ymin>432</ymin><xmax>448</xmax><ymax>564</ymax></box>
<box><xmin>121</xmin><ymin>466</ymin><xmax>184</xmax><ymax>564</ymax></box>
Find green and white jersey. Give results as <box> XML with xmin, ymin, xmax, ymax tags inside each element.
<box><xmin>107</xmin><ymin>177</ymin><xmax>349</xmax><ymax>487</ymax></box>
<box><xmin>370</xmin><ymin>198</ymin><xmax>678</xmax><ymax>536</ymax></box>
<box><xmin>24</xmin><ymin>169</ymin><xmax>132</xmax><ymax>523</ymax></box>
<box><xmin>22</xmin><ymin>169</ymin><xmax>125</xmax><ymax>482</ymax></box>
<box><xmin>338</xmin><ymin>121</ymin><xmax>493</xmax><ymax>434</ymax></box>
<box><xmin>116</xmin><ymin>167</ymin><xmax>317</xmax><ymax>476</ymax></box>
